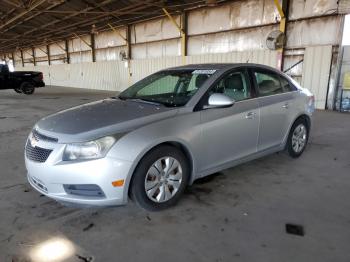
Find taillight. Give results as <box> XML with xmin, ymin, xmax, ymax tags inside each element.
<box><xmin>308</xmin><ymin>95</ymin><xmax>315</xmax><ymax>112</ymax></box>
<box><xmin>39</xmin><ymin>73</ymin><xmax>43</xmax><ymax>81</ymax></box>
<box><xmin>308</xmin><ymin>95</ymin><xmax>315</xmax><ymax>105</ymax></box>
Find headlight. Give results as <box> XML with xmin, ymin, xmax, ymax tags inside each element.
<box><xmin>62</xmin><ymin>136</ymin><xmax>116</xmax><ymax>161</ymax></box>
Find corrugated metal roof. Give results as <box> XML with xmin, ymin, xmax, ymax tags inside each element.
<box><xmin>0</xmin><ymin>0</ymin><xmax>228</xmax><ymax>54</ymax></box>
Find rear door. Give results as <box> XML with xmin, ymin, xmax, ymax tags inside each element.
<box><xmin>198</xmin><ymin>68</ymin><xmax>260</xmax><ymax>172</ymax></box>
<box><xmin>251</xmin><ymin>68</ymin><xmax>294</xmax><ymax>151</ymax></box>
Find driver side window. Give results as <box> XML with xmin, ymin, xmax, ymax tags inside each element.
<box><xmin>209</xmin><ymin>70</ymin><xmax>252</xmax><ymax>102</ymax></box>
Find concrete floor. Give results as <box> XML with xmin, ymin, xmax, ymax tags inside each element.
<box><xmin>1</xmin><ymin>86</ymin><xmax>350</xmax><ymax>262</ymax></box>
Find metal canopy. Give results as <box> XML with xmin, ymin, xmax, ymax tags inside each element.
<box><xmin>0</xmin><ymin>0</ymin><xmax>223</xmax><ymax>54</ymax></box>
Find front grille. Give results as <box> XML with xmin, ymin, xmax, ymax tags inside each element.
<box><xmin>32</xmin><ymin>129</ymin><xmax>58</xmax><ymax>143</ymax></box>
<box><xmin>26</xmin><ymin>142</ymin><xmax>52</xmax><ymax>162</ymax></box>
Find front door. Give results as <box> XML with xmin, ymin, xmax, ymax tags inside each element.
<box><xmin>199</xmin><ymin>69</ymin><xmax>260</xmax><ymax>173</ymax></box>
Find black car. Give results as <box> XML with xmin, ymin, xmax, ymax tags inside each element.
<box><xmin>0</xmin><ymin>64</ymin><xmax>45</xmax><ymax>95</ymax></box>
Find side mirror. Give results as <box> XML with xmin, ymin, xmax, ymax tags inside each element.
<box><xmin>205</xmin><ymin>93</ymin><xmax>234</xmax><ymax>109</ymax></box>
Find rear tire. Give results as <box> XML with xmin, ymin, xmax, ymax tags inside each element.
<box><xmin>286</xmin><ymin>118</ymin><xmax>309</xmax><ymax>158</ymax></box>
<box><xmin>14</xmin><ymin>88</ymin><xmax>22</xmax><ymax>93</ymax></box>
<box><xmin>21</xmin><ymin>82</ymin><xmax>35</xmax><ymax>95</ymax></box>
<box><xmin>131</xmin><ymin>145</ymin><xmax>189</xmax><ymax>211</ymax></box>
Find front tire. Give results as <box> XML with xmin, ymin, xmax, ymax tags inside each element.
<box><xmin>21</xmin><ymin>82</ymin><xmax>35</xmax><ymax>95</ymax></box>
<box><xmin>286</xmin><ymin>118</ymin><xmax>309</xmax><ymax>158</ymax></box>
<box><xmin>14</xmin><ymin>88</ymin><xmax>22</xmax><ymax>93</ymax></box>
<box><xmin>131</xmin><ymin>145</ymin><xmax>189</xmax><ymax>211</ymax></box>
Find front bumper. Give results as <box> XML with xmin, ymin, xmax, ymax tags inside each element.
<box><xmin>35</xmin><ymin>81</ymin><xmax>45</xmax><ymax>88</ymax></box>
<box><xmin>25</xmin><ymin>151</ymin><xmax>133</xmax><ymax>207</ymax></box>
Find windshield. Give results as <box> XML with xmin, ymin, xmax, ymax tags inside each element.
<box><xmin>119</xmin><ymin>69</ymin><xmax>216</xmax><ymax>107</ymax></box>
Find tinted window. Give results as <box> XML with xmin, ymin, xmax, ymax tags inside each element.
<box><xmin>254</xmin><ymin>71</ymin><xmax>283</xmax><ymax>96</ymax></box>
<box><xmin>280</xmin><ymin>76</ymin><xmax>296</xmax><ymax>92</ymax></box>
<box><xmin>210</xmin><ymin>70</ymin><xmax>251</xmax><ymax>102</ymax></box>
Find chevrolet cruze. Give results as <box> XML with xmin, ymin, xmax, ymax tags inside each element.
<box><xmin>25</xmin><ymin>64</ymin><xmax>315</xmax><ymax>211</ymax></box>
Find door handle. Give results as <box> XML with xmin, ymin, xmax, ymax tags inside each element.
<box><xmin>245</xmin><ymin>112</ymin><xmax>256</xmax><ymax>119</ymax></box>
<box><xmin>282</xmin><ymin>103</ymin><xmax>289</xmax><ymax>109</ymax></box>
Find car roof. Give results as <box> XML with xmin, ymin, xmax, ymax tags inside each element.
<box><xmin>165</xmin><ymin>63</ymin><xmax>281</xmax><ymax>73</ymax></box>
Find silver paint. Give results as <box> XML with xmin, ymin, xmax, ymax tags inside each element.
<box><xmin>25</xmin><ymin>63</ymin><xmax>315</xmax><ymax>206</ymax></box>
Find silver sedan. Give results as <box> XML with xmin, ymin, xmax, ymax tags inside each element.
<box><xmin>25</xmin><ymin>64</ymin><xmax>315</xmax><ymax>210</ymax></box>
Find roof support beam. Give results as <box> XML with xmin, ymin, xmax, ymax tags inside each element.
<box><xmin>46</xmin><ymin>45</ymin><xmax>51</xmax><ymax>65</ymax></box>
<box><xmin>273</xmin><ymin>0</ymin><xmax>289</xmax><ymax>70</ymax></box>
<box><xmin>126</xmin><ymin>24</ymin><xmax>132</xmax><ymax>60</ymax></box>
<box><xmin>1</xmin><ymin>1</ymin><xmax>66</xmax><ymax>34</ymax></box>
<box><xmin>108</xmin><ymin>23</ymin><xmax>127</xmax><ymax>42</ymax></box>
<box><xmin>65</xmin><ymin>39</ymin><xmax>70</xmax><ymax>64</ymax></box>
<box><xmin>32</xmin><ymin>47</ymin><xmax>36</xmax><ymax>66</ymax></box>
<box><xmin>73</xmin><ymin>33</ymin><xmax>92</xmax><ymax>48</ymax></box>
<box><xmin>181</xmin><ymin>11</ymin><xmax>188</xmax><ymax>58</ymax></box>
<box><xmin>0</xmin><ymin>0</ymin><xmax>47</xmax><ymax>31</ymax></box>
<box><xmin>20</xmin><ymin>50</ymin><xmax>24</xmax><ymax>67</ymax></box>
<box><xmin>12</xmin><ymin>52</ymin><xmax>15</xmax><ymax>67</ymax></box>
<box><xmin>162</xmin><ymin>8</ymin><xmax>186</xmax><ymax>62</ymax></box>
<box><xmin>90</xmin><ymin>33</ymin><xmax>96</xmax><ymax>62</ymax></box>
<box><xmin>37</xmin><ymin>46</ymin><xmax>48</xmax><ymax>55</ymax></box>
<box><xmin>2</xmin><ymin>0</ymin><xmax>21</xmax><ymax>8</ymax></box>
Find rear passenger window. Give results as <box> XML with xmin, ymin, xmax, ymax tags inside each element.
<box><xmin>280</xmin><ymin>76</ymin><xmax>296</xmax><ymax>92</ymax></box>
<box><xmin>254</xmin><ymin>71</ymin><xmax>283</xmax><ymax>96</ymax></box>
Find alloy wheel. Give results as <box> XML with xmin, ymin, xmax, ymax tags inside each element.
<box><xmin>292</xmin><ymin>124</ymin><xmax>307</xmax><ymax>153</ymax></box>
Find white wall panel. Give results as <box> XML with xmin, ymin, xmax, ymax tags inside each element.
<box><xmin>289</xmin><ymin>0</ymin><xmax>339</xmax><ymax>20</ymax></box>
<box><xmin>15</xmin><ymin>49</ymin><xmax>278</xmax><ymax>91</ymax></box>
<box><xmin>50</xmin><ymin>41</ymin><xmax>66</xmax><ymax>56</ymax></box>
<box><xmin>188</xmin><ymin>24</ymin><xmax>278</xmax><ymax>54</ymax></box>
<box><xmin>186</xmin><ymin>50</ymin><xmax>278</xmax><ymax>68</ymax></box>
<box><xmin>130</xmin><ymin>56</ymin><xmax>183</xmax><ymax>83</ymax></box>
<box><xmin>70</xmin><ymin>51</ymin><xmax>92</xmax><ymax>64</ymax></box>
<box><xmin>69</xmin><ymin>35</ymin><xmax>91</xmax><ymax>52</ymax></box>
<box><xmin>96</xmin><ymin>46</ymin><xmax>127</xmax><ymax>61</ymax></box>
<box><xmin>188</xmin><ymin>0</ymin><xmax>279</xmax><ymax>35</ymax></box>
<box><xmin>302</xmin><ymin>45</ymin><xmax>333</xmax><ymax>109</ymax></box>
<box><xmin>132</xmin><ymin>39</ymin><xmax>181</xmax><ymax>59</ymax></box>
<box><xmin>22</xmin><ymin>49</ymin><xmax>32</xmax><ymax>60</ymax></box>
<box><xmin>14</xmin><ymin>51</ymin><xmax>22</xmax><ymax>66</ymax></box>
<box><xmin>95</xmin><ymin>29</ymin><xmax>126</xmax><ymax>48</ymax></box>
<box><xmin>131</xmin><ymin>16</ymin><xmax>180</xmax><ymax>44</ymax></box>
<box><xmin>286</xmin><ymin>16</ymin><xmax>342</xmax><ymax>48</ymax></box>
<box><xmin>34</xmin><ymin>46</ymin><xmax>47</xmax><ymax>58</ymax></box>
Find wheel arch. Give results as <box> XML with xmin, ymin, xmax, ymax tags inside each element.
<box><xmin>293</xmin><ymin>114</ymin><xmax>311</xmax><ymax>130</ymax></box>
<box><xmin>126</xmin><ymin>140</ymin><xmax>196</xmax><ymax>199</ymax></box>
<box><xmin>283</xmin><ymin>113</ymin><xmax>311</xmax><ymax>147</ymax></box>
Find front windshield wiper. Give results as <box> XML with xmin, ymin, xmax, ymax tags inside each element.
<box><xmin>124</xmin><ymin>98</ymin><xmax>164</xmax><ymax>106</ymax></box>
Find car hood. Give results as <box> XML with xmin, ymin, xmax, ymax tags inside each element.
<box><xmin>35</xmin><ymin>98</ymin><xmax>178</xmax><ymax>143</ymax></box>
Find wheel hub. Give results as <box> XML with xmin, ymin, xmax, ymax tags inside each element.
<box><xmin>292</xmin><ymin>124</ymin><xmax>307</xmax><ymax>153</ymax></box>
<box><xmin>144</xmin><ymin>156</ymin><xmax>183</xmax><ymax>203</ymax></box>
